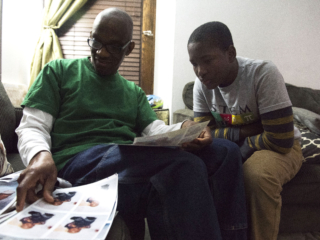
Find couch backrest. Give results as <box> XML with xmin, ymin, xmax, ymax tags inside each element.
<box><xmin>182</xmin><ymin>81</ymin><xmax>195</xmax><ymax>110</ymax></box>
<box><xmin>285</xmin><ymin>83</ymin><xmax>320</xmax><ymax>115</ymax></box>
<box><xmin>182</xmin><ymin>81</ymin><xmax>320</xmax><ymax>115</ymax></box>
<box><xmin>0</xmin><ymin>81</ymin><xmax>16</xmax><ymax>153</ymax></box>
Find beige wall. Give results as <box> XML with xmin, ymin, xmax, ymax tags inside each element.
<box><xmin>155</xmin><ymin>0</ymin><xmax>320</xmax><ymax>121</ymax></box>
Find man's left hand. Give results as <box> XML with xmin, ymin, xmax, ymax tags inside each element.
<box><xmin>180</xmin><ymin>120</ymin><xmax>212</xmax><ymax>152</ymax></box>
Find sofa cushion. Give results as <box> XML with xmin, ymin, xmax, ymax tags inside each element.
<box><xmin>0</xmin><ymin>82</ymin><xmax>16</xmax><ymax>153</ymax></box>
<box><xmin>285</xmin><ymin>83</ymin><xmax>320</xmax><ymax>115</ymax></box>
<box><xmin>7</xmin><ymin>153</ymin><xmax>25</xmax><ymax>172</ymax></box>
<box><xmin>282</xmin><ymin>163</ymin><xmax>320</xmax><ymax>205</ymax></box>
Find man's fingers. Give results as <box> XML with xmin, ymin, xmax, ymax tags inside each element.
<box><xmin>16</xmin><ymin>183</ymin><xmax>28</xmax><ymax>212</ymax></box>
<box><xmin>16</xmin><ymin>172</ymin><xmax>36</xmax><ymax>211</ymax></box>
<box><xmin>42</xmin><ymin>175</ymin><xmax>57</xmax><ymax>204</ymax></box>
<box><xmin>182</xmin><ymin>142</ymin><xmax>201</xmax><ymax>152</ymax></box>
<box><xmin>26</xmin><ymin>187</ymin><xmax>39</xmax><ymax>204</ymax></box>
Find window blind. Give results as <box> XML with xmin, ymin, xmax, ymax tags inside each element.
<box><xmin>57</xmin><ymin>0</ymin><xmax>142</xmax><ymax>85</ymax></box>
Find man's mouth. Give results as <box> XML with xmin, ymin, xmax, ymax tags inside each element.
<box><xmin>95</xmin><ymin>58</ymin><xmax>112</xmax><ymax>67</ymax></box>
<box><xmin>201</xmin><ymin>78</ymin><xmax>211</xmax><ymax>85</ymax></box>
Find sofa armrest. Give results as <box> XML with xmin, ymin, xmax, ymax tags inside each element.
<box><xmin>172</xmin><ymin>109</ymin><xmax>194</xmax><ymax>124</ymax></box>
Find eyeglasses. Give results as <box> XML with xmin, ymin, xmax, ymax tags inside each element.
<box><xmin>87</xmin><ymin>38</ymin><xmax>131</xmax><ymax>55</ymax></box>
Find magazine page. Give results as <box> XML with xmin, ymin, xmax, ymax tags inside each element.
<box><xmin>133</xmin><ymin>120</ymin><xmax>210</xmax><ymax>146</ymax></box>
<box><xmin>0</xmin><ymin>172</ymin><xmax>22</xmax><ymax>216</ymax></box>
<box><xmin>0</xmin><ymin>174</ymin><xmax>118</xmax><ymax>240</ymax></box>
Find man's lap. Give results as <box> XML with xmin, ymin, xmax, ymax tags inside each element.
<box><xmin>57</xmin><ymin>144</ymin><xmax>210</xmax><ymax>185</ymax></box>
<box><xmin>243</xmin><ymin>140</ymin><xmax>303</xmax><ymax>187</ymax></box>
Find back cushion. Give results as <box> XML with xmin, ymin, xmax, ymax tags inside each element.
<box><xmin>285</xmin><ymin>83</ymin><xmax>320</xmax><ymax>115</ymax></box>
<box><xmin>0</xmin><ymin>82</ymin><xmax>16</xmax><ymax>153</ymax></box>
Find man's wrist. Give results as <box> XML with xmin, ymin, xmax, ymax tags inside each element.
<box><xmin>181</xmin><ymin>120</ymin><xmax>196</xmax><ymax>129</ymax></box>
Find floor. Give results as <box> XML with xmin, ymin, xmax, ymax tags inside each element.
<box><xmin>278</xmin><ymin>232</ymin><xmax>320</xmax><ymax>240</ymax></box>
<box><xmin>144</xmin><ymin>228</ymin><xmax>320</xmax><ymax>240</ymax></box>
<box><xmin>144</xmin><ymin>219</ymin><xmax>320</xmax><ymax>240</ymax></box>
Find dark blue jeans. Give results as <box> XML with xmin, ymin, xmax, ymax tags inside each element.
<box><xmin>58</xmin><ymin>139</ymin><xmax>247</xmax><ymax>240</ymax></box>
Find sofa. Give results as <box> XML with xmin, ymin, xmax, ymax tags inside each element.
<box><xmin>173</xmin><ymin>81</ymin><xmax>320</xmax><ymax>235</ymax></box>
<box><xmin>2</xmin><ymin>79</ymin><xmax>320</xmax><ymax>238</ymax></box>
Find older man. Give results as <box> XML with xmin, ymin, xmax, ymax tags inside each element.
<box><xmin>16</xmin><ymin>8</ymin><xmax>246</xmax><ymax>240</ymax></box>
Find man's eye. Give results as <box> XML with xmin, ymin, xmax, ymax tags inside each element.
<box><xmin>110</xmin><ymin>45</ymin><xmax>121</xmax><ymax>50</ymax></box>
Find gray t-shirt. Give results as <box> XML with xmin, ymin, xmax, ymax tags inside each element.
<box><xmin>193</xmin><ymin>56</ymin><xmax>300</xmax><ymax>138</ymax></box>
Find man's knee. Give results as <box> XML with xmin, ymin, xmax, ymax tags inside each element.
<box><xmin>177</xmin><ymin>152</ymin><xmax>208</xmax><ymax>175</ymax></box>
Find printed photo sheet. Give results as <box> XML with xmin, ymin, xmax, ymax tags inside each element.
<box><xmin>0</xmin><ymin>174</ymin><xmax>118</xmax><ymax>240</ymax></box>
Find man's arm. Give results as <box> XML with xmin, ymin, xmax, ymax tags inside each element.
<box><xmin>194</xmin><ymin>107</ymin><xmax>294</xmax><ymax>159</ymax></box>
<box><xmin>15</xmin><ymin>107</ymin><xmax>57</xmax><ymax>211</ymax></box>
<box><xmin>239</xmin><ymin>106</ymin><xmax>294</xmax><ymax>159</ymax></box>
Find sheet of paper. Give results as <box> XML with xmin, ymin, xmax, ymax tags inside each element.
<box><xmin>133</xmin><ymin>121</ymin><xmax>210</xmax><ymax>146</ymax></box>
<box><xmin>0</xmin><ymin>174</ymin><xmax>118</xmax><ymax>240</ymax></box>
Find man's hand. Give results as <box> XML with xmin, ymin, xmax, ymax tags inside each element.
<box><xmin>16</xmin><ymin>151</ymin><xmax>57</xmax><ymax>212</ymax></box>
<box><xmin>239</xmin><ymin>121</ymin><xmax>264</xmax><ymax>141</ymax></box>
<box><xmin>180</xmin><ymin>120</ymin><xmax>213</xmax><ymax>152</ymax></box>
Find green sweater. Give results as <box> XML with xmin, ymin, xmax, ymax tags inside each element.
<box><xmin>23</xmin><ymin>58</ymin><xmax>157</xmax><ymax>170</ymax></box>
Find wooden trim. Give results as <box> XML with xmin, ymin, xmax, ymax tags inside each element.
<box><xmin>140</xmin><ymin>0</ymin><xmax>156</xmax><ymax>94</ymax></box>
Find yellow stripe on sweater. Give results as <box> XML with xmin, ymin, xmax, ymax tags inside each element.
<box><xmin>261</xmin><ymin>115</ymin><xmax>293</xmax><ymax>125</ymax></box>
<box><xmin>264</xmin><ymin>131</ymin><xmax>294</xmax><ymax>139</ymax></box>
<box><xmin>223</xmin><ymin>128</ymin><xmax>229</xmax><ymax>139</ymax></box>
<box><xmin>254</xmin><ymin>134</ymin><xmax>261</xmax><ymax>150</ymax></box>
<box><xmin>262</xmin><ymin>134</ymin><xmax>291</xmax><ymax>154</ymax></box>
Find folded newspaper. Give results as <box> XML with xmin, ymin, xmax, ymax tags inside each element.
<box><xmin>133</xmin><ymin>120</ymin><xmax>210</xmax><ymax>146</ymax></box>
<box><xmin>0</xmin><ymin>173</ymin><xmax>118</xmax><ymax>240</ymax></box>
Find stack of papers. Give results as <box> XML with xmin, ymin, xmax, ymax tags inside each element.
<box><xmin>0</xmin><ymin>173</ymin><xmax>118</xmax><ymax>240</ymax></box>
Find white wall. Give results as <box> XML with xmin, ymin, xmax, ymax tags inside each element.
<box><xmin>153</xmin><ymin>0</ymin><xmax>176</xmax><ymax>110</ymax></box>
<box><xmin>2</xmin><ymin>0</ymin><xmax>43</xmax><ymax>86</ymax></box>
<box><xmin>155</xmin><ymin>0</ymin><xmax>320</xmax><ymax>121</ymax></box>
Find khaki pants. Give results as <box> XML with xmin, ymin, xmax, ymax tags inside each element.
<box><xmin>243</xmin><ymin>140</ymin><xmax>303</xmax><ymax>240</ymax></box>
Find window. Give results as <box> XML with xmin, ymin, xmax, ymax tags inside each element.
<box><xmin>57</xmin><ymin>0</ymin><xmax>142</xmax><ymax>85</ymax></box>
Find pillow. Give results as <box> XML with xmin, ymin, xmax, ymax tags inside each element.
<box><xmin>292</xmin><ymin>107</ymin><xmax>320</xmax><ymax>135</ymax></box>
<box><xmin>299</xmin><ymin>129</ymin><xmax>320</xmax><ymax>164</ymax></box>
<box><xmin>0</xmin><ymin>135</ymin><xmax>14</xmax><ymax>177</ymax></box>
<box><xmin>294</xmin><ymin>119</ymin><xmax>320</xmax><ymax>164</ymax></box>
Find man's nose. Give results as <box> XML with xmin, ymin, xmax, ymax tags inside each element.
<box><xmin>96</xmin><ymin>46</ymin><xmax>111</xmax><ymax>57</ymax></box>
<box><xmin>197</xmin><ymin>65</ymin><xmax>207</xmax><ymax>78</ymax></box>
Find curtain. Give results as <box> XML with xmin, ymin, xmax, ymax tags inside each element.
<box><xmin>29</xmin><ymin>0</ymin><xmax>88</xmax><ymax>89</ymax></box>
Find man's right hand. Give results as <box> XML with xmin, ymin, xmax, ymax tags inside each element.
<box><xmin>16</xmin><ymin>151</ymin><xmax>57</xmax><ymax>212</ymax></box>
<box><xmin>239</xmin><ymin>121</ymin><xmax>264</xmax><ymax>141</ymax></box>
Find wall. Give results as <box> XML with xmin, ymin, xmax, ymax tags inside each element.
<box><xmin>154</xmin><ymin>0</ymin><xmax>320</xmax><ymax>121</ymax></box>
<box><xmin>2</xmin><ymin>1</ymin><xmax>320</xmax><ymax>118</ymax></box>
<box><xmin>153</xmin><ymin>0</ymin><xmax>176</xmax><ymax>110</ymax></box>
<box><xmin>1</xmin><ymin>0</ymin><xmax>43</xmax><ymax>86</ymax></box>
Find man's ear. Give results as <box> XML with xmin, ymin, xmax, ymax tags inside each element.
<box><xmin>125</xmin><ymin>41</ymin><xmax>135</xmax><ymax>56</ymax></box>
<box><xmin>227</xmin><ymin>45</ymin><xmax>237</xmax><ymax>62</ymax></box>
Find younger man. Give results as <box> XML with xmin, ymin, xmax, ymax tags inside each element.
<box><xmin>188</xmin><ymin>21</ymin><xmax>304</xmax><ymax>240</ymax></box>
